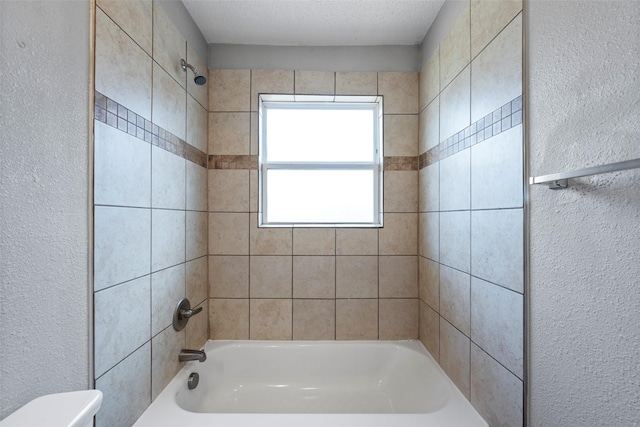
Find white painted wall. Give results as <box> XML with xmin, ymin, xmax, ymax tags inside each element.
<box><xmin>0</xmin><ymin>1</ymin><xmax>91</xmax><ymax>419</ymax></box>
<box><xmin>527</xmin><ymin>1</ymin><xmax>640</xmax><ymax>425</ymax></box>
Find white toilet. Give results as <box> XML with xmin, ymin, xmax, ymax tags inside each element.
<box><xmin>0</xmin><ymin>390</ymin><xmax>102</xmax><ymax>427</ymax></box>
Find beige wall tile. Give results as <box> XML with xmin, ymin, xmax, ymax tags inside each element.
<box><xmin>419</xmin><ymin>162</ymin><xmax>439</xmax><ymax>212</ymax></box>
<box><xmin>250</xmin><ymin>299</ymin><xmax>292</xmax><ymax>340</ymax></box>
<box><xmin>249</xmin><ymin>214</ymin><xmax>292</xmax><ymax>255</ymax></box>
<box><xmin>440</xmin><ymin>265</ymin><xmax>471</xmax><ymax>336</ymax></box>
<box><xmin>97</xmin><ymin>0</ymin><xmax>152</xmax><ymax>55</ymax></box>
<box><xmin>185</xmin><ymin>299</ymin><xmax>208</xmax><ymax>349</ymax></box>
<box><xmin>384</xmin><ymin>171</ymin><xmax>418</xmax><ymax>213</ymax></box>
<box><xmin>470</xmin><ymin>343</ymin><xmax>523</xmax><ymax>427</ymax></box>
<box><xmin>419</xmin><ymin>301</ymin><xmax>439</xmax><ymax>361</ymax></box>
<box><xmin>379</xmin><ymin>299</ymin><xmax>419</xmax><ymax>340</ymax></box>
<box><xmin>439</xmin><ymin>65</ymin><xmax>470</xmax><ymax>142</ymax></box>
<box><xmin>293</xmin><ymin>299</ymin><xmax>335</xmax><ymax>340</ymax></box>
<box><xmin>440</xmin><ymin>319</ymin><xmax>471</xmax><ymax>398</ymax></box>
<box><xmin>471</xmin><ymin>209</ymin><xmax>523</xmax><ymax>293</ymax></box>
<box><xmin>384</xmin><ymin>114</ymin><xmax>418</xmax><ymax>156</ymax></box>
<box><xmin>209</xmin><ymin>69</ymin><xmax>250</xmax><ymax>112</ymax></box>
<box><xmin>293</xmin><ymin>256</ymin><xmax>336</xmax><ymax>298</ymax></box>
<box><xmin>293</xmin><ymin>228</ymin><xmax>335</xmax><ymax>255</ymax></box>
<box><xmin>439</xmin><ymin>149</ymin><xmax>471</xmax><ymax>211</ymax></box>
<box><xmin>94</xmin><ymin>276</ymin><xmax>150</xmax><ymax>377</ymax></box>
<box><xmin>151</xmin><ymin>264</ymin><xmax>185</xmax><ymax>336</ymax></box>
<box><xmin>250</xmin><ymin>112</ymin><xmax>259</xmax><ymax>155</ymax></box>
<box><xmin>187</xmin><ymin>94</ymin><xmax>208</xmax><ymax>153</ymax></box>
<box><xmin>152</xmin><ymin>146</ymin><xmax>185</xmax><ymax>209</ymax></box>
<box><xmin>379</xmin><ymin>256</ymin><xmax>418</xmax><ymax>298</ymax></box>
<box><xmin>209</xmin><ymin>298</ymin><xmax>249</xmax><ymax>339</ymax></box>
<box><xmin>95</xmin><ymin>344</ymin><xmax>150</xmax><ymax>427</ymax></box>
<box><xmin>186</xmin><ymin>256</ymin><xmax>208</xmax><ymax>304</ymax></box>
<box><xmin>249</xmin><ymin>169</ymin><xmax>259</xmax><ymax>212</ymax></box>
<box><xmin>419</xmin><ymin>96</ymin><xmax>440</xmax><ymax>152</ymax></box>
<box><xmin>419</xmin><ymin>256</ymin><xmax>439</xmax><ymax>310</ymax></box>
<box><xmin>471</xmin><ymin>277</ymin><xmax>523</xmax><ymax>378</ymax></box>
<box><xmin>153</xmin><ymin>4</ymin><xmax>186</xmax><ymax>88</ymax></box>
<box><xmin>208</xmin><ymin>169</ymin><xmax>250</xmax><ymax>212</ymax></box>
<box><xmin>378</xmin><ymin>72</ymin><xmax>419</xmax><ymax>114</ymax></box>
<box><xmin>94</xmin><ymin>121</ymin><xmax>151</xmax><ymax>208</ymax></box>
<box><xmin>336</xmin><ymin>228</ymin><xmax>378</xmax><ymax>255</ymax></box>
<box><xmin>151</xmin><ymin>209</ymin><xmax>186</xmax><ymax>272</ymax></box>
<box><xmin>186</xmin><ymin>44</ymin><xmax>208</xmax><ymax>108</ymax></box>
<box><xmin>419</xmin><ymin>48</ymin><xmax>439</xmax><ymax>111</ymax></box>
<box><xmin>94</xmin><ymin>207</ymin><xmax>151</xmax><ymax>291</ymax></box>
<box><xmin>250</xmin><ymin>256</ymin><xmax>292</xmax><ymax>298</ymax></box>
<box><xmin>208</xmin><ymin>213</ymin><xmax>249</xmax><ymax>255</ymax></box>
<box><xmin>336</xmin><ymin>256</ymin><xmax>378</xmax><ymax>298</ymax></box>
<box><xmin>208</xmin><ymin>112</ymin><xmax>250</xmax><ymax>155</ymax></box>
<box><xmin>209</xmin><ymin>256</ymin><xmax>248</xmax><ymax>298</ymax></box>
<box><xmin>440</xmin><ymin>2</ymin><xmax>471</xmax><ymax>89</ymax></box>
<box><xmin>152</xmin><ymin>62</ymin><xmax>186</xmax><ymax>139</ymax></box>
<box><xmin>95</xmin><ymin>9</ymin><xmax>152</xmax><ymax>120</ymax></box>
<box><xmin>440</xmin><ymin>211</ymin><xmax>471</xmax><ymax>273</ymax></box>
<box><xmin>379</xmin><ymin>213</ymin><xmax>417</xmax><ymax>255</ymax></box>
<box><xmin>186</xmin><ymin>162</ymin><xmax>207</xmax><ymax>212</ymax></box>
<box><xmin>471</xmin><ymin>14</ymin><xmax>522</xmax><ymax>123</ymax></box>
<box><xmin>295</xmin><ymin>70</ymin><xmax>335</xmax><ymax>95</ymax></box>
<box><xmin>336</xmin><ymin>72</ymin><xmax>378</xmax><ymax>95</ymax></box>
<box><xmin>471</xmin><ymin>0</ymin><xmax>522</xmax><ymax>59</ymax></box>
<box><xmin>251</xmin><ymin>69</ymin><xmax>294</xmax><ymax>111</ymax></box>
<box><xmin>418</xmin><ymin>212</ymin><xmax>439</xmax><ymax>261</ymax></box>
<box><xmin>151</xmin><ymin>326</ymin><xmax>184</xmax><ymax>400</ymax></box>
<box><xmin>471</xmin><ymin>125</ymin><xmax>523</xmax><ymax>210</ymax></box>
<box><xmin>336</xmin><ymin>299</ymin><xmax>378</xmax><ymax>340</ymax></box>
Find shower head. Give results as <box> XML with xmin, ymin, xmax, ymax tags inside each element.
<box><xmin>180</xmin><ymin>59</ymin><xmax>207</xmax><ymax>86</ymax></box>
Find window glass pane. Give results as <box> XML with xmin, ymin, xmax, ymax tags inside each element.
<box><xmin>265</xmin><ymin>107</ymin><xmax>374</xmax><ymax>162</ymax></box>
<box><xmin>265</xmin><ymin>169</ymin><xmax>374</xmax><ymax>224</ymax></box>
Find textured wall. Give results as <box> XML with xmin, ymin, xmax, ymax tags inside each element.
<box><xmin>527</xmin><ymin>1</ymin><xmax>640</xmax><ymax>426</ymax></box>
<box><xmin>0</xmin><ymin>0</ymin><xmax>90</xmax><ymax>420</ymax></box>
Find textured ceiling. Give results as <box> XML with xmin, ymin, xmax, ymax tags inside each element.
<box><xmin>182</xmin><ymin>0</ymin><xmax>445</xmax><ymax>46</ymax></box>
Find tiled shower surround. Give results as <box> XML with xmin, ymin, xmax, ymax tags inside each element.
<box><xmin>208</xmin><ymin>70</ymin><xmax>421</xmax><ymax>340</ymax></box>
<box><xmin>92</xmin><ymin>1</ymin><xmax>208</xmax><ymax>426</ymax></box>
<box><xmin>418</xmin><ymin>2</ymin><xmax>525</xmax><ymax>426</ymax></box>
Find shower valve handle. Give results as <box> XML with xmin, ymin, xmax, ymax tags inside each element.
<box><xmin>180</xmin><ymin>306</ymin><xmax>203</xmax><ymax>319</ymax></box>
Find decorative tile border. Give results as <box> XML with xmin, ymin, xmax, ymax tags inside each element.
<box><xmin>94</xmin><ymin>91</ymin><xmax>207</xmax><ymax>168</ymax></box>
<box><xmin>419</xmin><ymin>95</ymin><xmax>522</xmax><ymax>169</ymax></box>
<box><xmin>384</xmin><ymin>156</ymin><xmax>419</xmax><ymax>171</ymax></box>
<box><xmin>208</xmin><ymin>155</ymin><xmax>258</xmax><ymax>170</ymax></box>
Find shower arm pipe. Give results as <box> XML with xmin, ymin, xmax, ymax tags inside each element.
<box><xmin>529</xmin><ymin>158</ymin><xmax>640</xmax><ymax>189</ymax></box>
<box><xmin>181</xmin><ymin>58</ymin><xmax>197</xmax><ymax>74</ymax></box>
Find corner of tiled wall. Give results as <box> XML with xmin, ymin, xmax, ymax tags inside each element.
<box><xmin>93</xmin><ymin>0</ymin><xmax>209</xmax><ymax>425</ymax></box>
<box><xmin>418</xmin><ymin>0</ymin><xmax>525</xmax><ymax>425</ymax></box>
<box><xmin>207</xmin><ymin>69</ymin><xmax>421</xmax><ymax>343</ymax></box>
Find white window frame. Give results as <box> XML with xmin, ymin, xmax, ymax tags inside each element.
<box><xmin>258</xmin><ymin>94</ymin><xmax>384</xmax><ymax>228</ymax></box>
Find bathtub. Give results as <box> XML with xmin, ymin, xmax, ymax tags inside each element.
<box><xmin>134</xmin><ymin>340</ymin><xmax>487</xmax><ymax>427</ymax></box>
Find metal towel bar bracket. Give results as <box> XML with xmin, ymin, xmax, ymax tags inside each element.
<box><xmin>530</xmin><ymin>158</ymin><xmax>640</xmax><ymax>189</ymax></box>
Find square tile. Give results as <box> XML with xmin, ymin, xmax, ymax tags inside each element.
<box><xmin>208</xmin><ymin>256</ymin><xmax>249</xmax><ymax>298</ymax></box>
<box><xmin>151</xmin><ymin>209</ymin><xmax>185</xmax><ymax>272</ymax></box>
<box><xmin>251</xmin><ymin>69</ymin><xmax>294</xmax><ymax>111</ymax></box>
<box><xmin>440</xmin><ymin>210</ymin><xmax>470</xmax><ymax>272</ymax></box>
<box><xmin>209</xmin><ymin>69</ymin><xmax>250</xmax><ymax>112</ymax></box>
<box><xmin>439</xmin><ymin>149</ymin><xmax>470</xmax><ymax>211</ymax></box>
<box><xmin>293</xmin><ymin>299</ymin><xmax>335</xmax><ymax>340</ymax></box>
<box><xmin>440</xmin><ymin>319</ymin><xmax>471</xmax><ymax>398</ymax></box>
<box><xmin>440</xmin><ymin>3</ymin><xmax>471</xmax><ymax>89</ymax></box>
<box><xmin>208</xmin><ymin>169</ymin><xmax>250</xmax><ymax>212</ymax></box>
<box><xmin>209</xmin><ymin>213</ymin><xmax>249</xmax><ymax>255</ymax></box>
<box><xmin>152</xmin><ymin>145</ymin><xmax>185</xmax><ymax>209</ymax></box>
<box><xmin>336</xmin><ymin>228</ymin><xmax>378</xmax><ymax>255</ymax></box>
<box><xmin>293</xmin><ymin>228</ymin><xmax>335</xmax><ymax>255</ymax></box>
<box><xmin>250</xmin><ymin>214</ymin><xmax>292</xmax><ymax>255</ymax></box>
<box><xmin>186</xmin><ymin>161</ymin><xmax>207</xmax><ymax>212</ymax></box>
<box><xmin>187</xmin><ymin>94</ymin><xmax>208</xmax><ymax>153</ymax></box>
<box><xmin>379</xmin><ymin>256</ymin><xmax>418</xmax><ymax>298</ymax></box>
<box><xmin>379</xmin><ymin>299</ymin><xmax>419</xmax><ymax>340</ymax></box>
<box><xmin>208</xmin><ymin>112</ymin><xmax>250</xmax><ymax>155</ymax></box>
<box><xmin>418</xmin><ymin>212</ymin><xmax>439</xmax><ymax>261</ymax></box>
<box><xmin>151</xmin><ymin>326</ymin><xmax>185</xmax><ymax>400</ymax></box>
<box><xmin>379</xmin><ymin>213</ymin><xmax>417</xmax><ymax>255</ymax></box>
<box><xmin>336</xmin><ymin>299</ymin><xmax>378</xmax><ymax>340</ymax></box>
<box><xmin>336</xmin><ymin>72</ymin><xmax>378</xmax><ymax>95</ymax></box>
<box><xmin>384</xmin><ymin>114</ymin><xmax>419</xmax><ymax>156</ymax></box>
<box><xmin>419</xmin><ymin>301</ymin><xmax>439</xmax><ymax>361</ymax></box>
<box><xmin>152</xmin><ymin>63</ymin><xmax>186</xmax><ymax>139</ymax></box>
<box><xmin>336</xmin><ymin>256</ymin><xmax>378</xmax><ymax>298</ymax></box>
<box><xmin>250</xmin><ymin>299</ymin><xmax>292</xmax><ymax>340</ymax></box>
<box><xmin>419</xmin><ymin>162</ymin><xmax>439</xmax><ymax>212</ymax></box>
<box><xmin>250</xmin><ymin>256</ymin><xmax>292</xmax><ymax>298</ymax></box>
<box><xmin>209</xmin><ymin>298</ymin><xmax>249</xmax><ymax>339</ymax></box>
<box><xmin>419</xmin><ymin>96</ymin><xmax>439</xmax><ymax>152</ymax></box>
<box><xmin>419</xmin><ymin>256</ymin><xmax>439</xmax><ymax>311</ymax></box>
<box><xmin>439</xmin><ymin>66</ymin><xmax>470</xmax><ymax>142</ymax></box>
<box><xmin>294</xmin><ymin>70</ymin><xmax>335</xmax><ymax>95</ymax></box>
<box><xmin>378</xmin><ymin>72</ymin><xmax>419</xmax><ymax>114</ymax></box>
<box><xmin>293</xmin><ymin>256</ymin><xmax>336</xmax><ymax>298</ymax></box>
<box><xmin>439</xmin><ymin>265</ymin><xmax>471</xmax><ymax>336</ymax></box>
<box><xmin>186</xmin><ymin>256</ymin><xmax>208</xmax><ymax>305</ymax></box>
<box><xmin>384</xmin><ymin>171</ymin><xmax>418</xmax><ymax>212</ymax></box>
<box><xmin>151</xmin><ymin>264</ymin><xmax>185</xmax><ymax>336</ymax></box>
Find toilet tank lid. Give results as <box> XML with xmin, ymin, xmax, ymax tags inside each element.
<box><xmin>0</xmin><ymin>390</ymin><xmax>103</xmax><ymax>427</ymax></box>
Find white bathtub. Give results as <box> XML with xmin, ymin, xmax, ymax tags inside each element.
<box><xmin>134</xmin><ymin>340</ymin><xmax>487</xmax><ymax>427</ymax></box>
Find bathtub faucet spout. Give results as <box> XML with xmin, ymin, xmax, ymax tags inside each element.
<box><xmin>179</xmin><ymin>349</ymin><xmax>207</xmax><ymax>363</ymax></box>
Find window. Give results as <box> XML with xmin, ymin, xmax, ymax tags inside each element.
<box><xmin>259</xmin><ymin>94</ymin><xmax>383</xmax><ymax>227</ymax></box>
